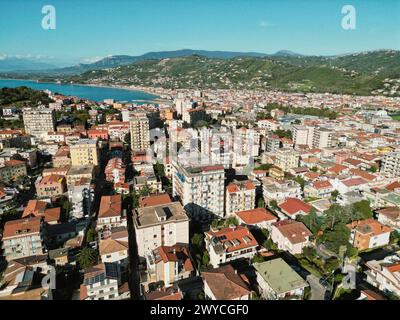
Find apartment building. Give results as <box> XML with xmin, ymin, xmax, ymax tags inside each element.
<box><xmin>304</xmin><ymin>180</ymin><xmax>334</xmax><ymax>198</ymax></box>
<box><xmin>270</xmin><ymin>220</ymin><xmax>312</xmax><ymax>255</ymax></box>
<box><xmin>365</xmin><ymin>255</ymin><xmax>400</xmax><ymax>297</ymax></box>
<box><xmin>1</xmin><ymin>217</ymin><xmax>45</xmax><ymax>261</ymax></box>
<box><xmin>204</xmin><ymin>225</ymin><xmax>259</xmax><ymax>268</ymax></box>
<box><xmin>254</xmin><ymin>258</ymin><xmax>308</xmax><ymax>300</ymax></box>
<box><xmin>79</xmin><ymin>263</ymin><xmax>130</xmax><ymax>300</ymax></box>
<box><xmin>382</xmin><ymin>152</ymin><xmax>400</xmax><ymax>178</ymax></box>
<box><xmin>133</xmin><ymin>201</ymin><xmax>189</xmax><ymax>257</ymax></box>
<box><xmin>22</xmin><ymin>107</ymin><xmax>56</xmax><ymax>138</ymax></box>
<box><xmin>292</xmin><ymin>125</ymin><xmax>314</xmax><ymax>147</ymax></box>
<box><xmin>52</xmin><ymin>146</ymin><xmax>71</xmax><ymax>167</ymax></box>
<box><xmin>172</xmin><ymin>163</ymin><xmax>225</xmax><ymax>220</ymax></box>
<box><xmin>312</xmin><ymin>127</ymin><xmax>333</xmax><ymax>149</ymax></box>
<box><xmin>275</xmin><ymin>148</ymin><xmax>300</xmax><ymax>172</ymax></box>
<box><xmin>35</xmin><ymin>174</ymin><xmax>67</xmax><ymax>198</ymax></box>
<box><xmin>105</xmin><ymin>157</ymin><xmax>125</xmax><ymax>184</ymax></box>
<box><xmin>66</xmin><ymin>164</ymin><xmax>95</xmax><ymax>186</ymax></box>
<box><xmin>225</xmin><ymin>180</ymin><xmax>256</xmax><ymax>217</ymax></box>
<box><xmin>68</xmin><ymin>177</ymin><xmax>94</xmax><ymax>219</ymax></box>
<box><xmin>202</xmin><ymin>264</ymin><xmax>251</xmax><ymax>300</ymax></box>
<box><xmin>0</xmin><ymin>160</ymin><xmax>27</xmax><ymax>181</ymax></box>
<box><xmin>70</xmin><ymin>139</ymin><xmax>99</xmax><ymax>166</ymax></box>
<box><xmin>146</xmin><ymin>244</ymin><xmax>194</xmax><ymax>287</ymax></box>
<box><xmin>129</xmin><ymin>113</ymin><xmax>150</xmax><ymax>152</ymax></box>
<box><xmin>347</xmin><ymin>219</ymin><xmax>392</xmax><ymax>250</ymax></box>
<box><xmin>99</xmin><ymin>237</ymin><xmax>129</xmax><ymax>283</ymax></box>
<box><xmin>97</xmin><ymin>195</ymin><xmax>126</xmax><ymax>231</ymax></box>
<box><xmin>262</xmin><ymin>177</ymin><xmax>302</xmax><ymax>205</ymax></box>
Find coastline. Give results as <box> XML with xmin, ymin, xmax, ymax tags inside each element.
<box><xmin>0</xmin><ymin>78</ymin><xmax>171</xmax><ymax>103</ymax></box>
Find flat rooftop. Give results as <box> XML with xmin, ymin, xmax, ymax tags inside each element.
<box><xmin>67</xmin><ymin>164</ymin><xmax>95</xmax><ymax>176</ymax></box>
<box><xmin>254</xmin><ymin>258</ymin><xmax>308</xmax><ymax>295</ymax></box>
<box><xmin>134</xmin><ymin>201</ymin><xmax>189</xmax><ymax>228</ymax></box>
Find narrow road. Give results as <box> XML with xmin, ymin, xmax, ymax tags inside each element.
<box><xmin>306</xmin><ymin>274</ymin><xmax>327</xmax><ymax>300</ymax></box>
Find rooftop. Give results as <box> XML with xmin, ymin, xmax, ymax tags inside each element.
<box><xmin>254</xmin><ymin>258</ymin><xmax>308</xmax><ymax>294</ymax></box>
<box><xmin>134</xmin><ymin>202</ymin><xmax>189</xmax><ymax>228</ymax></box>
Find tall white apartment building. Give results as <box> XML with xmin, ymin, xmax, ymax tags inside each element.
<box><xmin>172</xmin><ymin>163</ymin><xmax>225</xmax><ymax>220</ymax></box>
<box><xmin>129</xmin><ymin>112</ymin><xmax>150</xmax><ymax>152</ymax></box>
<box><xmin>68</xmin><ymin>177</ymin><xmax>94</xmax><ymax>219</ymax></box>
<box><xmin>382</xmin><ymin>152</ymin><xmax>400</xmax><ymax>178</ymax></box>
<box><xmin>292</xmin><ymin>125</ymin><xmax>314</xmax><ymax>147</ymax></box>
<box><xmin>312</xmin><ymin>127</ymin><xmax>333</xmax><ymax>149</ymax></box>
<box><xmin>133</xmin><ymin>202</ymin><xmax>189</xmax><ymax>257</ymax></box>
<box><xmin>275</xmin><ymin>148</ymin><xmax>300</xmax><ymax>172</ymax></box>
<box><xmin>23</xmin><ymin>107</ymin><xmax>56</xmax><ymax>138</ymax></box>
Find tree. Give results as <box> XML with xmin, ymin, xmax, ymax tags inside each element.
<box><xmin>252</xmin><ymin>253</ymin><xmax>265</xmax><ymax>263</ymax></box>
<box><xmin>153</xmin><ymin>163</ymin><xmax>165</xmax><ymax>178</ymax></box>
<box><xmin>257</xmin><ymin>198</ymin><xmax>265</xmax><ymax>208</ymax></box>
<box><xmin>269</xmin><ymin>200</ymin><xmax>278</xmax><ymax>210</ymax></box>
<box><xmin>224</xmin><ymin>216</ymin><xmax>238</xmax><ymax>227</ymax></box>
<box><xmin>331</xmin><ymin>190</ymin><xmax>339</xmax><ymax>201</ymax></box>
<box><xmin>86</xmin><ymin>227</ymin><xmax>96</xmax><ymax>243</ymax></box>
<box><xmin>202</xmin><ymin>251</ymin><xmax>210</xmax><ymax>267</ymax></box>
<box><xmin>351</xmin><ymin>200</ymin><xmax>373</xmax><ymax>220</ymax></box>
<box><xmin>76</xmin><ymin>248</ymin><xmax>98</xmax><ymax>269</ymax></box>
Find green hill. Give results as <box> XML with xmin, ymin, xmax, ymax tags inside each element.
<box><xmin>11</xmin><ymin>50</ymin><xmax>400</xmax><ymax>96</ymax></box>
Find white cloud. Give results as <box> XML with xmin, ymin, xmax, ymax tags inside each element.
<box><xmin>82</xmin><ymin>56</ymin><xmax>106</xmax><ymax>63</ymax></box>
<box><xmin>259</xmin><ymin>20</ymin><xmax>275</xmax><ymax>28</ymax></box>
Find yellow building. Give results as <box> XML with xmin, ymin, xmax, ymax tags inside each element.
<box><xmin>70</xmin><ymin>139</ymin><xmax>99</xmax><ymax>166</ymax></box>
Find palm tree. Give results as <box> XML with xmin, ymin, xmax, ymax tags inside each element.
<box><xmin>76</xmin><ymin>248</ymin><xmax>98</xmax><ymax>269</ymax></box>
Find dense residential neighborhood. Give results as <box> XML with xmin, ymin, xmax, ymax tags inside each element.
<box><xmin>0</xmin><ymin>84</ymin><xmax>399</xmax><ymax>302</ymax></box>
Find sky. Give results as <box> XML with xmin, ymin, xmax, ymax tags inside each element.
<box><xmin>0</xmin><ymin>0</ymin><xmax>399</xmax><ymax>66</ymax></box>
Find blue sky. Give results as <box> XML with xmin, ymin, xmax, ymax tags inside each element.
<box><xmin>0</xmin><ymin>0</ymin><xmax>399</xmax><ymax>66</ymax></box>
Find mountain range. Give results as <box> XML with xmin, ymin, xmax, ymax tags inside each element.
<box><xmin>1</xmin><ymin>49</ymin><xmax>399</xmax><ymax>97</ymax></box>
<box><xmin>0</xmin><ymin>49</ymin><xmax>302</xmax><ymax>74</ymax></box>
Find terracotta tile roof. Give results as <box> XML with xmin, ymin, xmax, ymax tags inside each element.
<box><xmin>139</xmin><ymin>193</ymin><xmax>172</xmax><ymax>207</ymax></box>
<box><xmin>279</xmin><ymin>198</ymin><xmax>312</xmax><ymax>216</ymax></box>
<box><xmin>385</xmin><ymin>181</ymin><xmax>400</xmax><ymax>192</ymax></box>
<box><xmin>312</xmin><ymin>180</ymin><xmax>332</xmax><ymax>190</ymax></box>
<box><xmin>3</xmin><ymin>217</ymin><xmax>42</xmax><ymax>239</ymax></box>
<box><xmin>99</xmin><ymin>195</ymin><xmax>121</xmax><ymax>218</ymax></box>
<box><xmin>202</xmin><ymin>264</ymin><xmax>250</xmax><ymax>300</ymax></box>
<box><xmin>38</xmin><ymin>174</ymin><xmax>65</xmax><ymax>185</ymax></box>
<box><xmin>227</xmin><ymin>180</ymin><xmax>255</xmax><ymax>193</ymax></box>
<box><xmin>145</xmin><ymin>287</ymin><xmax>183</xmax><ymax>300</ymax></box>
<box><xmin>272</xmin><ymin>220</ymin><xmax>312</xmax><ymax>244</ymax></box>
<box><xmin>360</xmin><ymin>289</ymin><xmax>386</xmax><ymax>300</ymax></box>
<box><xmin>349</xmin><ymin>168</ymin><xmax>376</xmax><ymax>181</ymax></box>
<box><xmin>153</xmin><ymin>244</ymin><xmax>194</xmax><ymax>272</ymax></box>
<box><xmin>386</xmin><ymin>263</ymin><xmax>400</xmax><ymax>273</ymax></box>
<box><xmin>342</xmin><ymin>177</ymin><xmax>368</xmax><ymax>187</ymax></box>
<box><xmin>346</xmin><ymin>219</ymin><xmax>392</xmax><ymax>236</ymax></box>
<box><xmin>327</xmin><ymin>164</ymin><xmax>348</xmax><ymax>174</ymax></box>
<box><xmin>343</xmin><ymin>158</ymin><xmax>362</xmax><ymax>166</ymax></box>
<box><xmin>22</xmin><ymin>200</ymin><xmax>47</xmax><ymax>218</ymax></box>
<box><xmin>44</xmin><ymin>207</ymin><xmax>61</xmax><ymax>223</ymax></box>
<box><xmin>206</xmin><ymin>226</ymin><xmax>259</xmax><ymax>253</ymax></box>
<box><xmin>99</xmin><ymin>237</ymin><xmax>128</xmax><ymax>255</ymax></box>
<box><xmin>235</xmin><ymin>208</ymin><xmax>277</xmax><ymax>225</ymax></box>
<box><xmin>377</xmin><ymin>207</ymin><xmax>400</xmax><ymax>220</ymax></box>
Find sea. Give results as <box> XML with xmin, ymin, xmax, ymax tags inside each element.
<box><xmin>0</xmin><ymin>79</ymin><xmax>159</xmax><ymax>103</ymax></box>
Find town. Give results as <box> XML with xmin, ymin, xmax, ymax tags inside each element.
<box><xmin>0</xmin><ymin>85</ymin><xmax>399</xmax><ymax>301</ymax></box>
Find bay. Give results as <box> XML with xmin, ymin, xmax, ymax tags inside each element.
<box><xmin>0</xmin><ymin>79</ymin><xmax>158</xmax><ymax>103</ymax></box>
